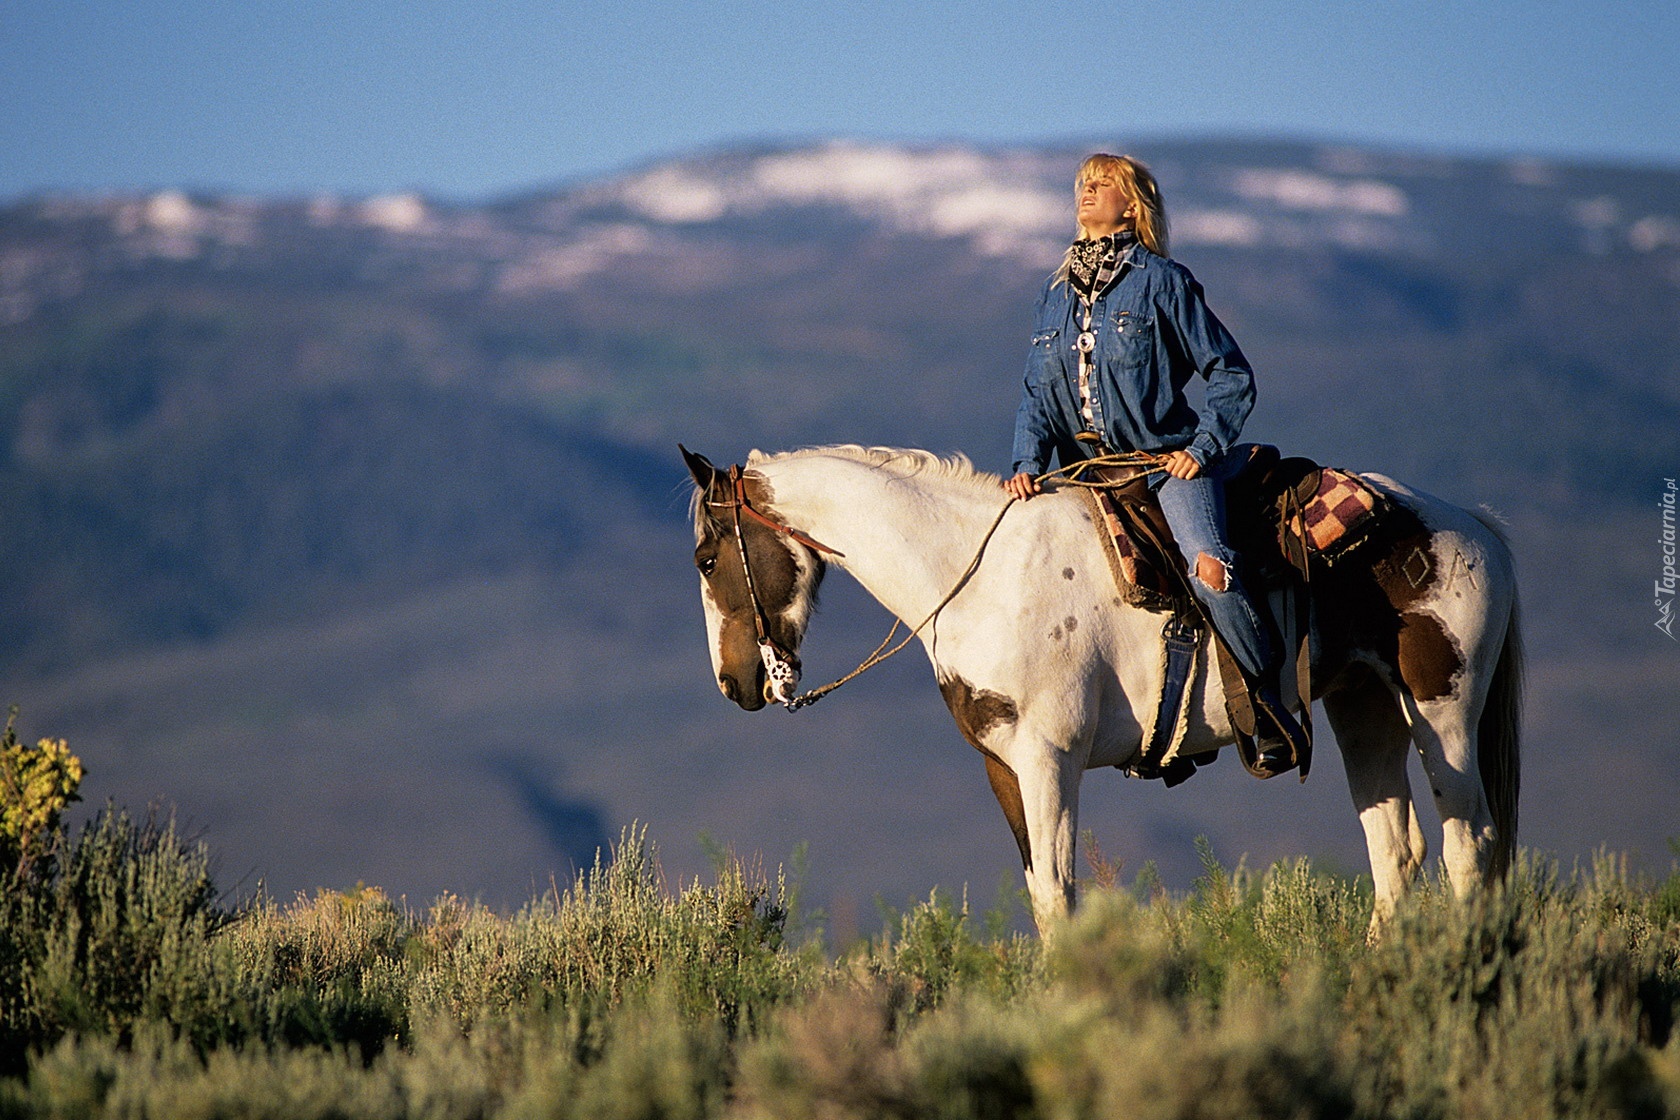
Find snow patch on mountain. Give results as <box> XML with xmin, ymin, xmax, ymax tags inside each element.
<box><xmin>615</xmin><ymin>141</ymin><xmax>1068</xmax><ymax>259</ymax></box>
<box><xmin>618</xmin><ymin>167</ymin><xmax>730</xmax><ymax>223</ymax></box>
<box><xmin>102</xmin><ymin>191</ymin><xmax>263</xmax><ymax>261</ymax></box>
<box><xmin>1231</xmin><ymin>169</ymin><xmax>1409</xmax><ymax>216</ymax></box>
<box><xmin>1630</xmin><ymin>215</ymin><xmax>1680</xmax><ymax>253</ymax></box>
<box><xmin>1172</xmin><ymin>209</ymin><xmax>1265</xmax><ymax>248</ymax></box>
<box><xmin>361</xmin><ymin>194</ymin><xmax>432</xmax><ymax>233</ymax></box>
<box><xmin>496</xmin><ymin>223</ymin><xmax>659</xmax><ymax>292</ymax></box>
<box><xmin>145</xmin><ymin>190</ymin><xmax>201</xmax><ymax>232</ymax></box>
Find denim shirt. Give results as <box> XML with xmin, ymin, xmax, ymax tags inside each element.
<box><xmin>1010</xmin><ymin>242</ymin><xmax>1256</xmax><ymax>482</ymax></box>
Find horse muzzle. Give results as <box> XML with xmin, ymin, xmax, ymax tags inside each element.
<box><xmin>718</xmin><ymin>668</ymin><xmax>765</xmax><ymax>710</ymax></box>
<box><xmin>717</xmin><ymin>643</ymin><xmax>800</xmax><ymax>711</ymax></box>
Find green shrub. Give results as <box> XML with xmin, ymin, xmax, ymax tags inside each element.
<box><xmin>405</xmin><ymin>827</ymin><xmax>814</xmax><ymax>1039</ymax></box>
<box><xmin>851</xmin><ymin>888</ymin><xmax>1042</xmax><ymax>1017</ymax></box>
<box><xmin>3</xmin><ymin>789</ymin><xmax>1679</xmax><ymax>1120</ymax></box>
<box><xmin>222</xmin><ymin>885</ymin><xmax>413</xmax><ymax>1054</ymax></box>
<box><xmin>1342</xmin><ymin>855</ymin><xmax>1680</xmax><ymax>1118</ymax></box>
<box><xmin>0</xmin><ymin>808</ymin><xmax>226</xmax><ymax>1075</ymax></box>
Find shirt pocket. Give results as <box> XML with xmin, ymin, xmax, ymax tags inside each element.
<box><xmin>1113</xmin><ymin>311</ymin><xmax>1155</xmax><ymax>359</ymax></box>
<box><xmin>1028</xmin><ymin>328</ymin><xmax>1062</xmax><ymax>383</ymax></box>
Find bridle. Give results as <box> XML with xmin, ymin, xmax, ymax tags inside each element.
<box><xmin>705</xmin><ymin>464</ymin><xmax>841</xmax><ymax>705</ymax></box>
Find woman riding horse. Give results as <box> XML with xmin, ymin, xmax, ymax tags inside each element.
<box><xmin>1004</xmin><ymin>152</ymin><xmax>1307</xmax><ymax>774</ymax></box>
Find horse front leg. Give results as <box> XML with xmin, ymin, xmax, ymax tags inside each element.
<box><xmin>941</xmin><ymin>672</ymin><xmax>1086</xmax><ymax>935</ymax></box>
<box><xmin>1005</xmin><ymin>739</ymin><xmax>1085</xmax><ymax>934</ymax></box>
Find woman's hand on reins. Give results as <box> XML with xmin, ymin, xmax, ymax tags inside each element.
<box><xmin>1163</xmin><ymin>450</ymin><xmax>1202</xmax><ymax>480</ymax></box>
<box><xmin>1002</xmin><ymin>472</ymin><xmax>1041</xmax><ymax>501</ymax></box>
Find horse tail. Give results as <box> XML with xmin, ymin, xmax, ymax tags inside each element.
<box><xmin>1473</xmin><ymin>510</ymin><xmax>1523</xmax><ymax>881</ymax></box>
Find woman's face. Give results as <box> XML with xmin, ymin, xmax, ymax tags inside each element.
<box><xmin>1077</xmin><ymin>174</ymin><xmax>1134</xmax><ymax>238</ymax></box>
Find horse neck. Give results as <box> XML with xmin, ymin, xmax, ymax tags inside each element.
<box><xmin>759</xmin><ymin>455</ymin><xmax>1004</xmax><ymax>624</ymax></box>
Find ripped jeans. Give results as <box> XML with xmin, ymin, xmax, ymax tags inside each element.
<box><xmin>1155</xmin><ymin>452</ymin><xmax>1278</xmax><ymax>683</ymax></box>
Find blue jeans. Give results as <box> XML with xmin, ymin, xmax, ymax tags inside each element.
<box><xmin>1155</xmin><ymin>452</ymin><xmax>1277</xmax><ymax>682</ymax></box>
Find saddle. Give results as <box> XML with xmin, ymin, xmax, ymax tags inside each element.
<box><xmin>1082</xmin><ymin>444</ymin><xmax>1386</xmax><ymax>784</ymax></box>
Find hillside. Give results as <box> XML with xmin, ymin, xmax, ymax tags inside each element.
<box><xmin>1</xmin><ymin>137</ymin><xmax>1677</xmax><ymax>910</ymax></box>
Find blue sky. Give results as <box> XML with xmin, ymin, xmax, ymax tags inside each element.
<box><xmin>4</xmin><ymin>1</ymin><xmax>1678</xmax><ymax>201</ymax></box>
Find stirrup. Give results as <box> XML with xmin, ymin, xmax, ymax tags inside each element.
<box><xmin>1251</xmin><ymin>688</ymin><xmax>1308</xmax><ymax>778</ymax></box>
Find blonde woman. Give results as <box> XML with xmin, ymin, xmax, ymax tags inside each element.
<box><xmin>1005</xmin><ymin>153</ymin><xmax>1306</xmax><ymax>772</ymax></box>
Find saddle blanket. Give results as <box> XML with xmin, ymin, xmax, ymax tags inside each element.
<box><xmin>1298</xmin><ymin>468</ymin><xmax>1385</xmax><ymax>558</ymax></box>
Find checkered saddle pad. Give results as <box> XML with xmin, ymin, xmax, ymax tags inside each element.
<box><xmin>1294</xmin><ymin>468</ymin><xmax>1385</xmax><ymax>556</ymax></box>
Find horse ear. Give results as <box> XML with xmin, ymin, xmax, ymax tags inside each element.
<box><xmin>679</xmin><ymin>444</ymin><xmax>719</xmax><ymax>490</ymax></box>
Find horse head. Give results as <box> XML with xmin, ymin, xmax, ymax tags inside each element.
<box><xmin>682</xmin><ymin>446</ymin><xmax>825</xmax><ymax>710</ymax></box>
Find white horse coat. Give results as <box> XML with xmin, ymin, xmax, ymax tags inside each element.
<box><xmin>685</xmin><ymin>445</ymin><xmax>1521</xmax><ymax>933</ymax></box>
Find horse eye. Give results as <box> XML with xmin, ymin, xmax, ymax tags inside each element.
<box><xmin>697</xmin><ymin>555</ymin><xmax>718</xmax><ymax>577</ymax></box>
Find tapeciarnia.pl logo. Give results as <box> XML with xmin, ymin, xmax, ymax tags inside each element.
<box><xmin>1659</xmin><ymin>477</ymin><xmax>1678</xmax><ymax>640</ymax></box>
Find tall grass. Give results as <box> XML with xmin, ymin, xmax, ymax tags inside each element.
<box><xmin>2</xmin><ymin>806</ymin><xmax>1678</xmax><ymax>1119</ymax></box>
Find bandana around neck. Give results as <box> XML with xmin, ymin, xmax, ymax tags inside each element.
<box><xmin>1069</xmin><ymin>229</ymin><xmax>1137</xmax><ymax>297</ymax></box>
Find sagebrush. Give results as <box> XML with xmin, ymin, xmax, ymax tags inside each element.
<box><xmin>2</xmin><ymin>804</ymin><xmax>1678</xmax><ymax>1118</ymax></box>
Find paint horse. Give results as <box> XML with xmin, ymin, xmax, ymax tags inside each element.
<box><xmin>683</xmin><ymin>444</ymin><xmax>1521</xmax><ymax>933</ymax></box>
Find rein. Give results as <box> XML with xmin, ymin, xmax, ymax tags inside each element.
<box><xmin>708</xmin><ymin>451</ymin><xmax>1166</xmax><ymax>712</ymax></box>
<box><xmin>1039</xmin><ymin>450</ymin><xmax>1168</xmax><ymax>488</ymax></box>
<box><xmin>784</xmin><ymin>492</ymin><xmax>1017</xmax><ymax>711</ymax></box>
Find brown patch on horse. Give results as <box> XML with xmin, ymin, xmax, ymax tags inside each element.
<box><xmin>702</xmin><ymin>477</ymin><xmax>804</xmax><ymax>628</ymax></box>
<box><xmin>938</xmin><ymin>674</ymin><xmax>1019</xmax><ymax>749</ymax></box>
<box><xmin>1316</xmin><ymin>503</ymin><xmax>1465</xmax><ymax>702</ymax></box>
<box><xmin>938</xmin><ymin>675</ymin><xmax>1030</xmax><ymax>870</ymax></box>
<box><xmin>983</xmin><ymin>755</ymin><xmax>1033</xmax><ymax>871</ymax></box>
<box><xmin>1392</xmin><ymin>611</ymin><xmax>1462</xmax><ymax>701</ymax></box>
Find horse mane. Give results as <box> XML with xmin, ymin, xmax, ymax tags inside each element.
<box><xmin>691</xmin><ymin>444</ymin><xmax>1002</xmax><ymax>536</ymax></box>
<box><xmin>746</xmin><ymin>444</ymin><xmax>1001</xmax><ymax>490</ymax></box>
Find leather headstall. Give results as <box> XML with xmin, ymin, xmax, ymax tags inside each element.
<box><xmin>704</xmin><ymin>464</ymin><xmax>841</xmax><ymax>705</ymax></box>
<box><xmin>707</xmin><ymin>465</ymin><xmax>843</xmax><ymax>558</ymax></box>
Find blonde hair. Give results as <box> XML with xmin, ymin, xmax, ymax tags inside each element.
<box><xmin>1068</xmin><ymin>152</ymin><xmax>1169</xmax><ymax>258</ymax></box>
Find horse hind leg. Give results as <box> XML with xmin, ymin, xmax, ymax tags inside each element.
<box><xmin>1401</xmin><ymin>689</ymin><xmax>1499</xmax><ymax>899</ymax></box>
<box><xmin>1378</xmin><ymin>505</ymin><xmax>1520</xmax><ymax>897</ymax></box>
<box><xmin>1401</xmin><ymin>586</ymin><xmax>1522</xmax><ymax>896</ymax></box>
<box><xmin>1325</xmin><ymin>665</ymin><xmax>1426</xmax><ymax>932</ymax></box>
